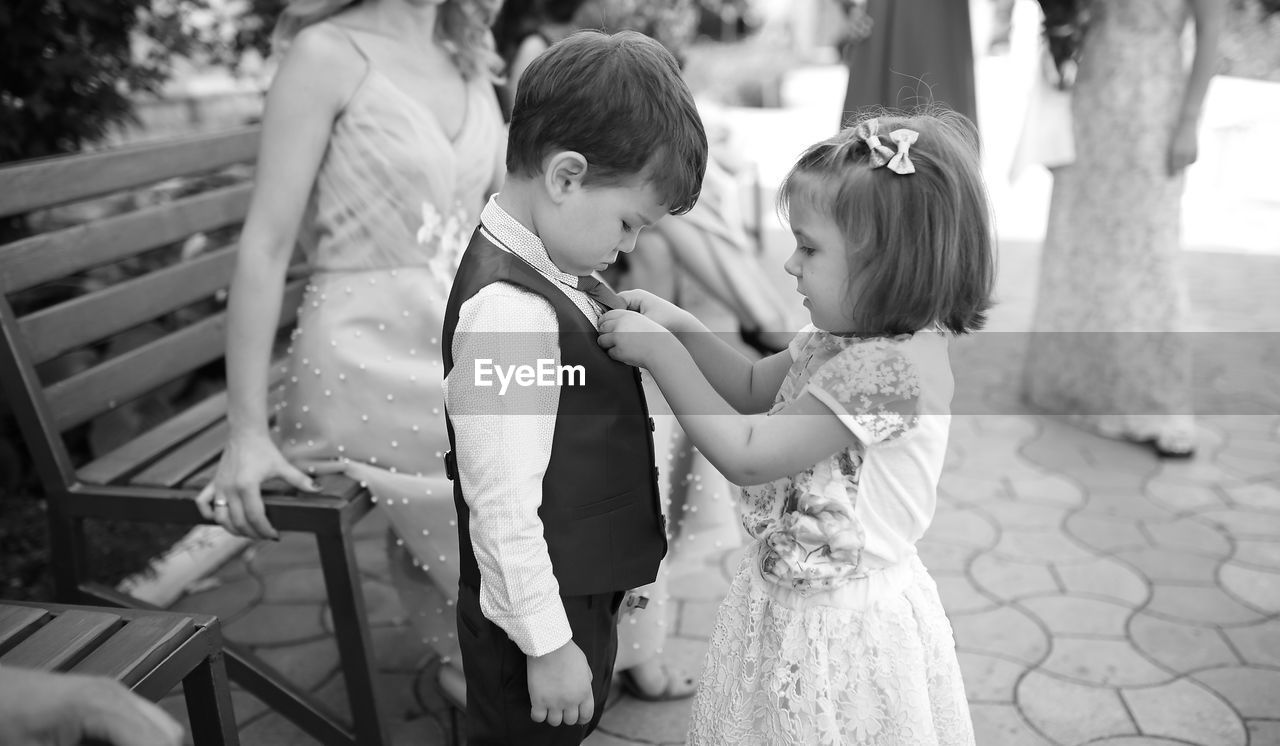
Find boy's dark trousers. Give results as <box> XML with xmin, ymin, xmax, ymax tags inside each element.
<box><xmin>456</xmin><ymin>582</ymin><xmax>625</xmax><ymax>745</ymax></box>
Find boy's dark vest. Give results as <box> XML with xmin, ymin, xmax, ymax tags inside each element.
<box><xmin>441</xmin><ymin>227</ymin><xmax>668</xmax><ymax>597</ymax></box>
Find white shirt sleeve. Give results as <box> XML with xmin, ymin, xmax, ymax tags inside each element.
<box><xmin>444</xmin><ymin>282</ymin><xmax>572</xmax><ymax>657</ymax></box>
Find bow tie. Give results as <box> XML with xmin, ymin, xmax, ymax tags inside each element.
<box><xmin>576</xmin><ymin>275</ymin><xmax>627</xmax><ymax>311</ymax></box>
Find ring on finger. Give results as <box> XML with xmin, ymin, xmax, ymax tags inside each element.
<box><xmin>212</xmin><ymin>499</ymin><xmax>229</xmax><ymax>509</ymax></box>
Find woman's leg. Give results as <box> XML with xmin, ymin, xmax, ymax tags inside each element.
<box><xmin>654</xmin><ymin>216</ymin><xmax>794</xmax><ymax>351</ymax></box>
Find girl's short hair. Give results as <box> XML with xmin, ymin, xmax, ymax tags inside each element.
<box><xmin>273</xmin><ymin>0</ymin><xmax>503</xmax><ymax>82</ymax></box>
<box><xmin>506</xmin><ymin>30</ymin><xmax>707</xmax><ymax>215</ymax></box>
<box><xmin>779</xmin><ymin>110</ymin><xmax>995</xmax><ymax>336</ymax></box>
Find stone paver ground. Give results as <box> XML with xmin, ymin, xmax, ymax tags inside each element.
<box><xmin>157</xmin><ymin>235</ymin><xmax>1280</xmax><ymax>746</ymax></box>
<box><xmin>159</xmin><ymin>403</ymin><xmax>1280</xmax><ymax>745</ymax></box>
<box><xmin>155</xmin><ymin>13</ymin><xmax>1279</xmax><ymax>743</ymax></box>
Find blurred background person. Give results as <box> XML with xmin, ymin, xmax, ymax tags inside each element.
<box><xmin>574</xmin><ymin>0</ymin><xmax>796</xmax><ymax>355</ymax></box>
<box><xmin>1022</xmin><ymin>0</ymin><xmax>1224</xmax><ymax>458</ymax></box>
<box><xmin>492</xmin><ymin>0</ymin><xmax>584</xmax><ymax>119</ymax></box>
<box><xmin>837</xmin><ymin>0</ymin><xmax>979</xmax><ymax>127</ymax></box>
<box><xmin>989</xmin><ymin>0</ymin><xmax>1018</xmax><ymax>53</ymax></box>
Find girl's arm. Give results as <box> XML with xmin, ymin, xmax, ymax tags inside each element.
<box><xmin>601</xmin><ymin>313</ymin><xmax>854</xmax><ymax>485</ymax></box>
<box><xmin>1168</xmin><ymin>0</ymin><xmax>1224</xmax><ymax>174</ymax></box>
<box><xmin>620</xmin><ymin>290</ymin><xmax>790</xmax><ymax>414</ymax></box>
<box><xmin>195</xmin><ymin>25</ymin><xmax>363</xmax><ymax>538</ymax></box>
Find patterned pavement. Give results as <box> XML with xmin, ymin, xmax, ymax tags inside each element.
<box><xmin>154</xmin><ymin>47</ymin><xmax>1280</xmax><ymax>746</ymax></box>
<box><xmin>154</xmin><ymin>234</ymin><xmax>1280</xmax><ymax>745</ymax></box>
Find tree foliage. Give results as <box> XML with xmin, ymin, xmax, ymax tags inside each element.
<box><xmin>217</xmin><ymin>0</ymin><xmax>286</xmax><ymax>67</ymax></box>
<box><xmin>0</xmin><ymin>0</ymin><xmax>244</xmax><ymax>163</ymax></box>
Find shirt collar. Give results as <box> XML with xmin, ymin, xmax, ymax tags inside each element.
<box><xmin>480</xmin><ymin>195</ymin><xmax>579</xmax><ymax>289</ymax></box>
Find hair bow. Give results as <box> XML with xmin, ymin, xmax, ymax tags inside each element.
<box><xmin>852</xmin><ymin>119</ymin><xmax>895</xmax><ymax>168</ymax></box>
<box><xmin>886</xmin><ymin>128</ymin><xmax>918</xmax><ymax>175</ymax></box>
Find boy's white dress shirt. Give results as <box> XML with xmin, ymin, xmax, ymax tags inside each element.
<box><xmin>443</xmin><ymin>196</ymin><xmax>605</xmax><ymax>657</ymax></box>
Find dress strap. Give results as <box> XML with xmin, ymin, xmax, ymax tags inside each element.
<box><xmin>327</xmin><ymin>23</ymin><xmax>371</xmax><ymax>62</ymax></box>
<box><xmin>323</xmin><ymin>23</ymin><xmax>375</xmax><ymax>116</ymax></box>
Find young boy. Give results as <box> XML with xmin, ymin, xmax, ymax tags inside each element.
<box><xmin>440</xmin><ymin>30</ymin><xmax>708</xmax><ymax>745</ymax></box>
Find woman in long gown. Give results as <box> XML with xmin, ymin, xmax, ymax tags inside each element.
<box><xmin>195</xmin><ymin>0</ymin><xmax>505</xmax><ymax>696</ymax></box>
<box><xmin>839</xmin><ymin>0</ymin><xmax>978</xmax><ymax>127</ymax></box>
<box><xmin>1022</xmin><ymin>0</ymin><xmax>1222</xmax><ymax>457</ymax></box>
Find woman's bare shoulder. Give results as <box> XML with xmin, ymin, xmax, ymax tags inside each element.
<box><xmin>286</xmin><ymin>21</ymin><xmax>364</xmax><ymax>69</ymax></box>
<box><xmin>271</xmin><ymin>22</ymin><xmax>367</xmax><ymax>110</ymax></box>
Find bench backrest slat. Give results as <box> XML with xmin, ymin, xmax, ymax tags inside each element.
<box><xmin>76</xmin><ymin>362</ymin><xmax>289</xmax><ymax>486</ymax></box>
<box><xmin>19</xmin><ymin>244</ymin><xmax>239</xmax><ymax>365</ymax></box>
<box><xmin>132</xmin><ymin>380</ymin><xmax>290</xmax><ymax>488</ymax></box>
<box><xmin>134</xmin><ymin>419</ymin><xmax>232</xmax><ymax>487</ymax></box>
<box><xmin>0</xmin><ymin>184</ymin><xmax>252</xmax><ymax>294</ymax></box>
<box><xmin>44</xmin><ymin>279</ymin><xmax>304</xmax><ymax>431</ymax></box>
<box><xmin>45</xmin><ymin>311</ymin><xmax>229</xmax><ymax>431</ymax></box>
<box><xmin>0</xmin><ymin>126</ymin><xmax>318</xmax><ymax>494</ymax></box>
<box><xmin>0</xmin><ymin>127</ymin><xmax>260</xmax><ymax>218</ymax></box>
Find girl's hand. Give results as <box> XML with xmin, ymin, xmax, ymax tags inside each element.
<box><xmin>195</xmin><ymin>431</ymin><xmax>319</xmax><ymax>540</ymax></box>
<box><xmin>598</xmin><ymin>309</ymin><xmax>676</xmax><ymax>368</ymax></box>
<box><xmin>617</xmin><ymin>289</ymin><xmax>695</xmax><ymax>333</ymax></box>
<box><xmin>1167</xmin><ymin>118</ymin><xmax>1199</xmax><ymax>175</ymax></box>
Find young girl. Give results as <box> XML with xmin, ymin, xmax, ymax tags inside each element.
<box><xmin>598</xmin><ymin>112</ymin><xmax>993</xmax><ymax>745</ymax></box>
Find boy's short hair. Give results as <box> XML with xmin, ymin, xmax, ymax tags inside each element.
<box><xmin>507</xmin><ymin>30</ymin><xmax>707</xmax><ymax>215</ymax></box>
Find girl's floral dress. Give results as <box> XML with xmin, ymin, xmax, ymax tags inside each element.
<box><xmin>688</xmin><ymin>325</ymin><xmax>975</xmax><ymax>746</ymax></box>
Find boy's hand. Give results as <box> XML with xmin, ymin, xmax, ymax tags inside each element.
<box><xmin>617</xmin><ymin>289</ymin><xmax>695</xmax><ymax>333</ymax></box>
<box><xmin>527</xmin><ymin>640</ymin><xmax>595</xmax><ymax>727</ymax></box>
<box><xmin>598</xmin><ymin>310</ymin><xmax>676</xmax><ymax>368</ymax></box>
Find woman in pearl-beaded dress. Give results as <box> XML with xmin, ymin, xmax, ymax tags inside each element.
<box><xmin>196</xmin><ymin>0</ymin><xmax>505</xmax><ymax>686</ymax></box>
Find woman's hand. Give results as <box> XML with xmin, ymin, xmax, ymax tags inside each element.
<box><xmin>598</xmin><ymin>310</ymin><xmax>677</xmax><ymax>368</ymax></box>
<box><xmin>617</xmin><ymin>289</ymin><xmax>696</xmax><ymax>333</ymax></box>
<box><xmin>195</xmin><ymin>431</ymin><xmax>319</xmax><ymax>540</ymax></box>
<box><xmin>843</xmin><ymin>3</ymin><xmax>874</xmax><ymax>43</ymax></box>
<box><xmin>1167</xmin><ymin>117</ymin><xmax>1199</xmax><ymax>175</ymax></box>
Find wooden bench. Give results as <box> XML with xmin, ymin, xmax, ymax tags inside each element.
<box><xmin>0</xmin><ymin>600</ymin><xmax>237</xmax><ymax>745</ymax></box>
<box><xmin>0</xmin><ymin>128</ymin><xmax>389</xmax><ymax>745</ymax></box>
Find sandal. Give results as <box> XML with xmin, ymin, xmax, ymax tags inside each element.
<box><xmin>619</xmin><ymin>664</ymin><xmax>698</xmax><ymax>702</ymax></box>
<box><xmin>1146</xmin><ymin>436</ymin><xmax>1196</xmax><ymax>460</ymax></box>
<box><xmin>1124</xmin><ymin>433</ymin><xmax>1196</xmax><ymax>460</ymax></box>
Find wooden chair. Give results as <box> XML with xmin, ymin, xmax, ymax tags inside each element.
<box><xmin>0</xmin><ymin>128</ymin><xmax>388</xmax><ymax>745</ymax></box>
<box><xmin>0</xmin><ymin>600</ymin><xmax>238</xmax><ymax>745</ymax></box>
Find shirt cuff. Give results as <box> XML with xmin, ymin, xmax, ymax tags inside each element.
<box><xmin>497</xmin><ymin>601</ymin><xmax>574</xmax><ymax>658</ymax></box>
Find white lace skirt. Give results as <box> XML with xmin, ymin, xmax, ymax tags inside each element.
<box><xmin>688</xmin><ymin>545</ymin><xmax>975</xmax><ymax>746</ymax></box>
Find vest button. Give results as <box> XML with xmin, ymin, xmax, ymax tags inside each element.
<box><xmin>648</xmin><ymin>417</ymin><xmax>656</xmax><ymax>432</ymax></box>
